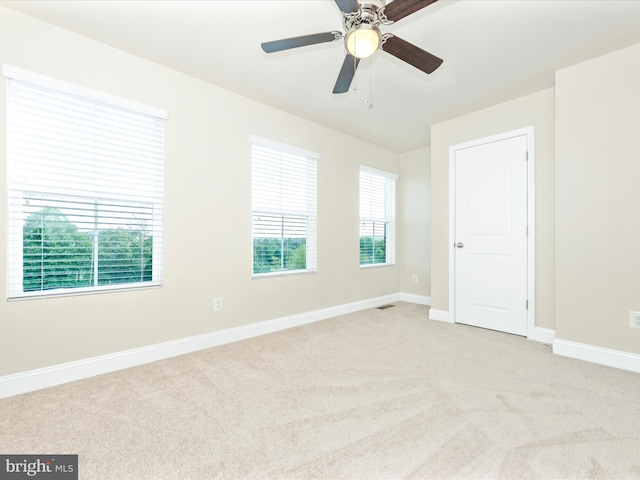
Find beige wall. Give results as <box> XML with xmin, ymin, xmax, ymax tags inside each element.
<box><xmin>430</xmin><ymin>88</ymin><xmax>556</xmax><ymax>330</ymax></box>
<box><xmin>398</xmin><ymin>147</ymin><xmax>431</xmax><ymax>296</ymax></box>
<box><xmin>0</xmin><ymin>8</ymin><xmax>404</xmax><ymax>376</ymax></box>
<box><xmin>555</xmin><ymin>43</ymin><xmax>640</xmax><ymax>353</ymax></box>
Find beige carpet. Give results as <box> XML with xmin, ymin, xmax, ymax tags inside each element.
<box><xmin>1</xmin><ymin>302</ymin><xmax>640</xmax><ymax>479</ymax></box>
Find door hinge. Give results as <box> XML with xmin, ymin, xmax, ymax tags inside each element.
<box><xmin>526</xmin><ymin>300</ymin><xmax>529</xmax><ymax>310</ymax></box>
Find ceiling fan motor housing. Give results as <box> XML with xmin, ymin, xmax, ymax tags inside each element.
<box><xmin>343</xmin><ymin>2</ymin><xmax>385</xmax><ymax>58</ymax></box>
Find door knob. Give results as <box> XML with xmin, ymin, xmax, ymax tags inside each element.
<box><xmin>456</xmin><ymin>242</ymin><xmax>464</xmax><ymax>248</ymax></box>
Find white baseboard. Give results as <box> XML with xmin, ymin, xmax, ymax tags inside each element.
<box><xmin>428</xmin><ymin>310</ymin><xmax>554</xmax><ymax>344</ymax></box>
<box><xmin>429</xmin><ymin>308</ymin><xmax>452</xmax><ymax>323</ymax></box>
<box><xmin>398</xmin><ymin>293</ymin><xmax>430</xmax><ymax>305</ymax></box>
<box><xmin>553</xmin><ymin>338</ymin><xmax>640</xmax><ymax>374</ymax></box>
<box><xmin>0</xmin><ymin>293</ymin><xmax>426</xmax><ymax>399</ymax></box>
<box><xmin>8</xmin><ymin>294</ymin><xmax>637</xmax><ymax>398</ymax></box>
<box><xmin>534</xmin><ymin>327</ymin><xmax>555</xmax><ymax>344</ymax></box>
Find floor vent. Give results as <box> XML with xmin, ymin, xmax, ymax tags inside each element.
<box><xmin>376</xmin><ymin>304</ymin><xmax>396</xmax><ymax>310</ymax></box>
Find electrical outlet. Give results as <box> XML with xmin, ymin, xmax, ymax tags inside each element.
<box><xmin>213</xmin><ymin>297</ymin><xmax>223</xmax><ymax>311</ymax></box>
<box><xmin>630</xmin><ymin>311</ymin><xmax>640</xmax><ymax>329</ymax></box>
<box><xmin>412</xmin><ymin>274</ymin><xmax>418</xmax><ymax>284</ymax></box>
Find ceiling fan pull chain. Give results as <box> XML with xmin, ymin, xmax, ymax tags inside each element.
<box><xmin>352</xmin><ymin>54</ymin><xmax>358</xmax><ymax>91</ymax></box>
<box><xmin>367</xmin><ymin>56</ymin><xmax>373</xmax><ymax>108</ymax></box>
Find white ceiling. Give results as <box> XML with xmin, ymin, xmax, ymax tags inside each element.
<box><xmin>4</xmin><ymin>0</ymin><xmax>640</xmax><ymax>152</ymax></box>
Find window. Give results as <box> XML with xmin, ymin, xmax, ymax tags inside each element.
<box><xmin>360</xmin><ymin>166</ymin><xmax>396</xmax><ymax>266</ymax></box>
<box><xmin>4</xmin><ymin>65</ymin><xmax>166</xmax><ymax>299</ymax></box>
<box><xmin>251</xmin><ymin>137</ymin><xmax>317</xmax><ymax>276</ymax></box>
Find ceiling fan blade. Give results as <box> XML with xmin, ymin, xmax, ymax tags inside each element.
<box><xmin>335</xmin><ymin>0</ymin><xmax>360</xmax><ymax>14</ymax></box>
<box><xmin>381</xmin><ymin>0</ymin><xmax>438</xmax><ymax>23</ymax></box>
<box><xmin>381</xmin><ymin>35</ymin><xmax>443</xmax><ymax>74</ymax></box>
<box><xmin>261</xmin><ymin>31</ymin><xmax>341</xmax><ymax>53</ymax></box>
<box><xmin>333</xmin><ymin>54</ymin><xmax>360</xmax><ymax>94</ymax></box>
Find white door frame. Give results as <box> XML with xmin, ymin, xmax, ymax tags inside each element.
<box><xmin>448</xmin><ymin>126</ymin><xmax>536</xmax><ymax>339</ymax></box>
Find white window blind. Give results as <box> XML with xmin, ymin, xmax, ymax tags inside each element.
<box><xmin>4</xmin><ymin>65</ymin><xmax>166</xmax><ymax>299</ymax></box>
<box><xmin>360</xmin><ymin>166</ymin><xmax>396</xmax><ymax>266</ymax></box>
<box><xmin>251</xmin><ymin>137</ymin><xmax>317</xmax><ymax>276</ymax></box>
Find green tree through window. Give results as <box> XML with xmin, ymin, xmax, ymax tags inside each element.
<box><xmin>23</xmin><ymin>206</ymin><xmax>153</xmax><ymax>292</ymax></box>
<box><xmin>23</xmin><ymin>207</ymin><xmax>93</xmax><ymax>291</ymax></box>
<box><xmin>253</xmin><ymin>237</ymin><xmax>306</xmax><ymax>274</ymax></box>
<box><xmin>97</xmin><ymin>229</ymin><xmax>153</xmax><ymax>285</ymax></box>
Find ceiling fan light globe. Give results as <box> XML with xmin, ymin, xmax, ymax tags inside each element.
<box><xmin>345</xmin><ymin>28</ymin><xmax>381</xmax><ymax>59</ymax></box>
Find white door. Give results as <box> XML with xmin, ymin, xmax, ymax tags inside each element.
<box><xmin>453</xmin><ymin>134</ymin><xmax>528</xmax><ymax>335</ymax></box>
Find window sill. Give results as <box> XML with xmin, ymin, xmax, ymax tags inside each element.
<box><xmin>252</xmin><ymin>270</ymin><xmax>317</xmax><ymax>280</ymax></box>
<box><xmin>7</xmin><ymin>283</ymin><xmax>162</xmax><ymax>301</ymax></box>
<box><xmin>360</xmin><ymin>263</ymin><xmax>395</xmax><ymax>269</ymax></box>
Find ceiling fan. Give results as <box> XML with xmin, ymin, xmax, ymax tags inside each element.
<box><xmin>261</xmin><ymin>0</ymin><xmax>443</xmax><ymax>94</ymax></box>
